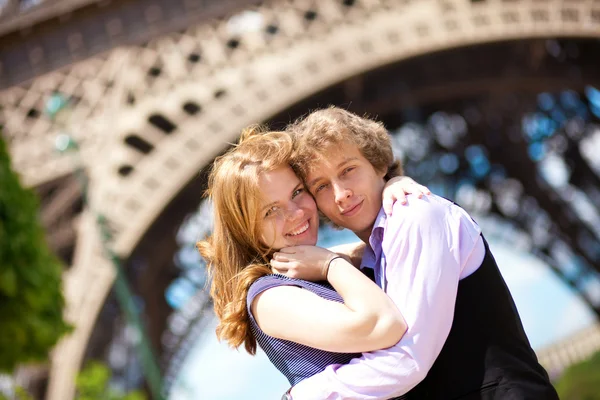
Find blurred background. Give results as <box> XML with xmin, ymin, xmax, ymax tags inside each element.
<box><xmin>1</xmin><ymin>0</ymin><xmax>600</xmax><ymax>399</ymax></box>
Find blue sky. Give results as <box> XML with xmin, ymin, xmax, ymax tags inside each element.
<box><xmin>168</xmin><ymin>230</ymin><xmax>597</xmax><ymax>400</ymax></box>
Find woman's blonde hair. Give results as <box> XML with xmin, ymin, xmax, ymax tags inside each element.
<box><xmin>288</xmin><ymin>106</ymin><xmax>403</xmax><ymax>181</ymax></box>
<box><xmin>196</xmin><ymin>126</ymin><xmax>294</xmax><ymax>354</ymax></box>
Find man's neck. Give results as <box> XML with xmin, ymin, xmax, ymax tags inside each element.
<box><xmin>356</xmin><ymin>224</ymin><xmax>375</xmax><ymax>244</ymax></box>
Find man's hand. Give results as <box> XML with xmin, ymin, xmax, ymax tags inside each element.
<box><xmin>270</xmin><ymin>246</ymin><xmax>340</xmax><ymax>281</ymax></box>
<box><xmin>383</xmin><ymin>176</ymin><xmax>431</xmax><ymax>216</ymax></box>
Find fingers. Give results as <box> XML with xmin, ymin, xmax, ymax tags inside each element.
<box><xmin>272</xmin><ymin>252</ymin><xmax>290</xmax><ymax>262</ymax></box>
<box><xmin>383</xmin><ymin>197</ymin><xmax>394</xmax><ymax>217</ymax></box>
<box><xmin>271</xmin><ymin>259</ymin><xmax>303</xmax><ymax>279</ymax></box>
<box><xmin>270</xmin><ymin>259</ymin><xmax>288</xmax><ymax>275</ymax></box>
<box><xmin>278</xmin><ymin>247</ymin><xmax>297</xmax><ymax>254</ymax></box>
<box><xmin>396</xmin><ymin>191</ymin><xmax>408</xmax><ymax>205</ymax></box>
<box><xmin>413</xmin><ymin>185</ymin><xmax>431</xmax><ymax>199</ymax></box>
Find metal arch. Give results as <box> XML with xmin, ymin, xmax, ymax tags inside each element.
<box><xmin>0</xmin><ymin>1</ymin><xmax>591</xmax><ymax>399</ymax></box>
<box><xmin>100</xmin><ymin>0</ymin><xmax>600</xmax><ymax>259</ymax></box>
<box><xmin>45</xmin><ymin>211</ymin><xmax>116</xmax><ymax>400</ymax></box>
<box><xmin>1</xmin><ymin>0</ymin><xmax>598</xmax><ymax>189</ymax></box>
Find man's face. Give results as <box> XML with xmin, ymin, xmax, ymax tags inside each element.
<box><xmin>305</xmin><ymin>142</ymin><xmax>386</xmax><ymax>242</ymax></box>
<box><xmin>258</xmin><ymin>165</ymin><xmax>320</xmax><ymax>250</ymax></box>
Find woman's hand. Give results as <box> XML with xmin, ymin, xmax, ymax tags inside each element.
<box><xmin>383</xmin><ymin>176</ymin><xmax>431</xmax><ymax>216</ymax></box>
<box><xmin>270</xmin><ymin>246</ymin><xmax>340</xmax><ymax>281</ymax></box>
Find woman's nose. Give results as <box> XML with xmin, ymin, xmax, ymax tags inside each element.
<box><xmin>283</xmin><ymin>204</ymin><xmax>304</xmax><ymax>221</ymax></box>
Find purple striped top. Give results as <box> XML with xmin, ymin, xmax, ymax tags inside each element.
<box><xmin>247</xmin><ymin>274</ymin><xmax>360</xmax><ymax>385</ymax></box>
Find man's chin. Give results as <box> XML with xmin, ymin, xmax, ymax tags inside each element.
<box><xmin>344</xmin><ymin>221</ymin><xmax>373</xmax><ymax>237</ymax></box>
<box><xmin>336</xmin><ymin>221</ymin><xmax>362</xmax><ymax>233</ymax></box>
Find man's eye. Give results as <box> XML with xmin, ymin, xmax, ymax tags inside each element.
<box><xmin>343</xmin><ymin>167</ymin><xmax>355</xmax><ymax>175</ymax></box>
<box><xmin>315</xmin><ymin>184</ymin><xmax>327</xmax><ymax>193</ymax></box>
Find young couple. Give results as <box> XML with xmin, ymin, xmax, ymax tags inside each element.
<box><xmin>198</xmin><ymin>108</ymin><xmax>558</xmax><ymax>399</ymax></box>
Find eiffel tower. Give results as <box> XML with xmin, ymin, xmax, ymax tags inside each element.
<box><xmin>1</xmin><ymin>1</ymin><xmax>600</xmax><ymax>399</ymax></box>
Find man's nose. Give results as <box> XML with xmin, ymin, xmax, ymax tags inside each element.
<box><xmin>333</xmin><ymin>182</ymin><xmax>351</xmax><ymax>204</ymax></box>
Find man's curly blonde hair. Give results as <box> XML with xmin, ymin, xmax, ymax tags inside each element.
<box><xmin>287</xmin><ymin>106</ymin><xmax>403</xmax><ymax>182</ymax></box>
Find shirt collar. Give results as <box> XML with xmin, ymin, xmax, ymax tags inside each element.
<box><xmin>361</xmin><ymin>207</ymin><xmax>387</xmax><ymax>270</ymax></box>
<box><xmin>372</xmin><ymin>206</ymin><xmax>388</xmax><ymax>231</ymax></box>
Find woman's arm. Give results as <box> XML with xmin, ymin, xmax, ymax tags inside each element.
<box><xmin>252</xmin><ymin>247</ymin><xmax>406</xmax><ymax>353</ymax></box>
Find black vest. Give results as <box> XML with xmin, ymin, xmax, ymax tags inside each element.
<box><xmin>396</xmin><ymin>237</ymin><xmax>559</xmax><ymax>400</ymax></box>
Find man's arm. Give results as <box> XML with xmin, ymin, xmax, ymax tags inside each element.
<box><xmin>327</xmin><ymin>241</ymin><xmax>365</xmax><ymax>268</ymax></box>
<box><xmin>292</xmin><ymin>196</ymin><xmax>481</xmax><ymax>400</ymax></box>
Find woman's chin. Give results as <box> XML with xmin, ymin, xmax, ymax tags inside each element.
<box><xmin>290</xmin><ymin>238</ymin><xmax>316</xmax><ymax>247</ymax></box>
<box><xmin>287</xmin><ymin>234</ymin><xmax>317</xmax><ymax>247</ymax></box>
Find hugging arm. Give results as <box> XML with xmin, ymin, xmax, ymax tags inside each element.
<box><xmin>382</xmin><ymin>176</ymin><xmax>431</xmax><ymax>215</ymax></box>
<box><xmin>249</xmin><ymin>175</ymin><xmax>429</xmax><ymax>354</ymax></box>
<box><xmin>290</xmin><ymin>199</ymin><xmax>475</xmax><ymax>400</ymax></box>
<box><xmin>322</xmin><ymin>176</ymin><xmax>431</xmax><ymax>267</ymax></box>
<box><xmin>327</xmin><ymin>242</ymin><xmax>365</xmax><ymax>268</ymax></box>
<box><xmin>252</xmin><ymin>247</ymin><xmax>406</xmax><ymax>354</ymax></box>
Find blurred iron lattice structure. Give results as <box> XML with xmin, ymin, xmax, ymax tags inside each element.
<box><xmin>1</xmin><ymin>0</ymin><xmax>600</xmax><ymax>399</ymax></box>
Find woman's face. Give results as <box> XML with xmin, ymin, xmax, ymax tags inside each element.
<box><xmin>258</xmin><ymin>165</ymin><xmax>319</xmax><ymax>250</ymax></box>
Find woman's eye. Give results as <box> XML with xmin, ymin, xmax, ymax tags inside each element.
<box><xmin>292</xmin><ymin>188</ymin><xmax>304</xmax><ymax>198</ymax></box>
<box><xmin>265</xmin><ymin>206</ymin><xmax>279</xmax><ymax>218</ymax></box>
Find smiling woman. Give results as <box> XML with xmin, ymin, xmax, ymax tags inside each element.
<box><xmin>196</xmin><ymin>127</ymin><xmax>300</xmax><ymax>354</ymax></box>
<box><xmin>258</xmin><ymin>166</ymin><xmax>319</xmax><ymax>249</ymax></box>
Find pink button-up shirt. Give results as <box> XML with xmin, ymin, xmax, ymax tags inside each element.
<box><xmin>292</xmin><ymin>195</ymin><xmax>486</xmax><ymax>399</ymax></box>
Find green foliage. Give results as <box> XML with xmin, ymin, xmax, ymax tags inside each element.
<box><xmin>0</xmin><ymin>385</ymin><xmax>34</xmax><ymax>400</ymax></box>
<box><xmin>76</xmin><ymin>361</ymin><xmax>147</xmax><ymax>400</ymax></box>
<box><xmin>555</xmin><ymin>349</ymin><xmax>600</xmax><ymax>400</ymax></box>
<box><xmin>0</xmin><ymin>134</ymin><xmax>71</xmax><ymax>372</ymax></box>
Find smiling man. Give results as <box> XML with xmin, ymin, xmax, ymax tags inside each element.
<box><xmin>281</xmin><ymin>107</ymin><xmax>558</xmax><ymax>400</ymax></box>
